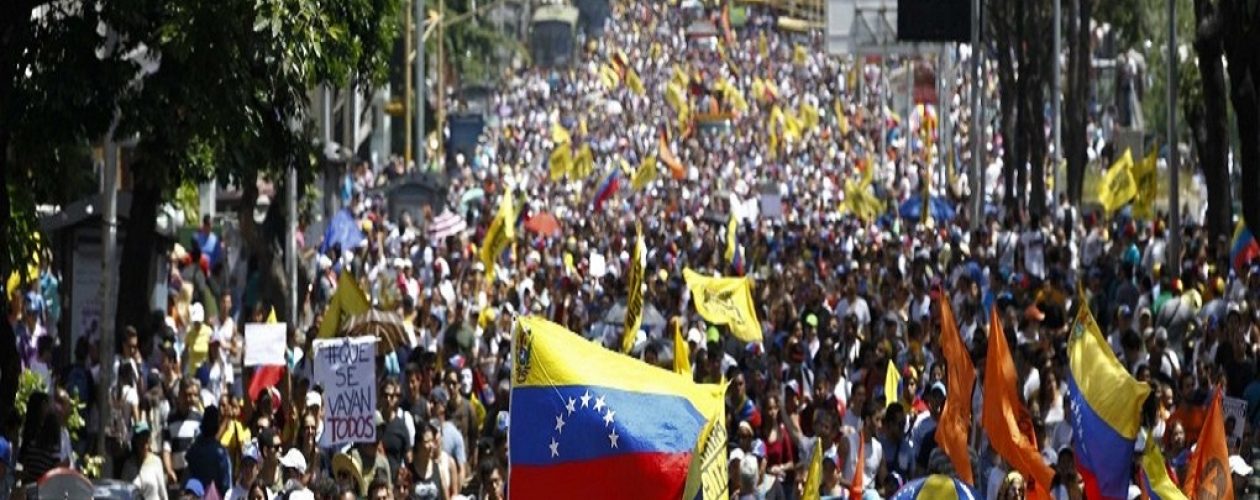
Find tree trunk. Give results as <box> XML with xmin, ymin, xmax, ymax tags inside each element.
<box><xmin>0</xmin><ymin>134</ymin><xmax>18</xmax><ymax>426</ymax></box>
<box><xmin>993</xmin><ymin>0</ymin><xmax>1019</xmax><ymax>212</ymax></box>
<box><xmin>1191</xmin><ymin>0</ymin><xmax>1233</xmax><ymax>242</ymax></box>
<box><xmin>1221</xmin><ymin>0</ymin><xmax>1260</xmax><ymax>238</ymax></box>
<box><xmin>1064</xmin><ymin>0</ymin><xmax>1091</xmax><ymax>204</ymax></box>
<box><xmin>117</xmin><ymin>169</ymin><xmax>163</xmax><ymax>349</ymax></box>
<box><xmin>1025</xmin><ymin>0</ymin><xmax>1050</xmax><ymax>219</ymax></box>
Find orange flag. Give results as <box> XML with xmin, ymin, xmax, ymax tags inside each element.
<box><xmin>983</xmin><ymin>307</ymin><xmax>1054</xmax><ymax>499</ymax></box>
<box><xmin>935</xmin><ymin>294</ymin><xmax>975</xmax><ymax>485</ymax></box>
<box><xmin>658</xmin><ymin>130</ymin><xmax>685</xmax><ymax>180</ymax></box>
<box><xmin>1182</xmin><ymin>387</ymin><xmax>1234</xmax><ymax>499</ymax></box>
<box><xmin>849</xmin><ymin>431</ymin><xmax>865</xmax><ymax>500</ymax></box>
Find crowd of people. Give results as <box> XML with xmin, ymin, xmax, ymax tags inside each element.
<box><xmin>3</xmin><ymin>1</ymin><xmax>1257</xmax><ymax>500</ymax></box>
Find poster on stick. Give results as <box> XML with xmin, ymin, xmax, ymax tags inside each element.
<box><xmin>314</xmin><ymin>336</ymin><xmax>378</xmax><ymax>447</ymax></box>
<box><xmin>244</xmin><ymin>323</ymin><xmax>287</xmax><ymax>367</ymax></box>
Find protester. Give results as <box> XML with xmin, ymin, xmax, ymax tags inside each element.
<box><xmin>6</xmin><ymin>1</ymin><xmax>1260</xmax><ymax>500</ymax></box>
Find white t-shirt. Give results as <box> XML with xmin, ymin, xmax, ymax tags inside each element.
<box><xmin>843</xmin><ymin>432</ymin><xmax>883</xmax><ymax>490</ymax></box>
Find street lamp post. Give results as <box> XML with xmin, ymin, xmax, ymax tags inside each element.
<box><xmin>1168</xmin><ymin>0</ymin><xmax>1180</xmax><ymax>269</ymax></box>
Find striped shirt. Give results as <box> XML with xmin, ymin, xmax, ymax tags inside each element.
<box><xmin>162</xmin><ymin>411</ymin><xmax>202</xmax><ymax>473</ymax></box>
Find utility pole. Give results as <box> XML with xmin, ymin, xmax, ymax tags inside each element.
<box><xmin>1052</xmin><ymin>0</ymin><xmax>1062</xmax><ymax>194</ymax></box>
<box><xmin>1167</xmin><ymin>0</ymin><xmax>1180</xmax><ymax>268</ymax></box>
<box><xmin>404</xmin><ymin>0</ymin><xmax>413</xmax><ymax>165</ymax></box>
<box><xmin>416</xmin><ymin>0</ymin><xmax>426</xmax><ymax>171</ymax></box>
<box><xmin>435</xmin><ymin>0</ymin><xmax>446</xmax><ymax>170</ymax></box>
<box><xmin>969</xmin><ymin>0</ymin><xmax>984</xmax><ymax>229</ymax></box>
<box><xmin>98</xmin><ymin>124</ymin><xmax>119</xmax><ymax>478</ymax></box>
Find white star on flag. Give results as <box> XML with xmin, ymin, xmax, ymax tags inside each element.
<box><xmin>565</xmin><ymin>397</ymin><xmax>576</xmax><ymax>415</ymax></box>
<box><xmin>594</xmin><ymin>394</ymin><xmax>606</xmax><ymax>411</ymax></box>
<box><xmin>550</xmin><ymin>437</ymin><xmax>560</xmax><ymax>457</ymax></box>
<box><xmin>580</xmin><ymin>391</ymin><xmax>592</xmax><ymax>408</ymax></box>
<box><xmin>603</xmin><ymin>409</ymin><xmax>616</xmax><ymax>426</ymax></box>
<box><xmin>608</xmin><ymin>429</ymin><xmax>619</xmax><ymax>448</ymax></box>
<box><xmin>555</xmin><ymin>414</ymin><xmax>566</xmax><ymax>433</ymax></box>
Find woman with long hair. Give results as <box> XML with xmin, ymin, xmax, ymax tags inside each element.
<box><xmin>759</xmin><ymin>390</ymin><xmax>796</xmax><ymax>489</ymax></box>
<box><xmin>17</xmin><ymin>391</ymin><xmax>65</xmax><ymax>484</ymax></box>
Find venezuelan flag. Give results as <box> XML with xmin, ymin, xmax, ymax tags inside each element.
<box><xmin>593</xmin><ymin>168</ymin><xmax>621</xmax><ymax>212</ymax></box>
<box><xmin>1139</xmin><ymin>430</ymin><xmax>1188</xmax><ymax>500</ymax></box>
<box><xmin>1067</xmin><ymin>300</ymin><xmax>1151</xmax><ymax>500</ymax></box>
<box><xmin>509</xmin><ymin>317</ymin><xmax>725</xmax><ymax>500</ymax></box>
<box><xmin>1231</xmin><ymin>219</ymin><xmax>1258</xmax><ymax>272</ymax></box>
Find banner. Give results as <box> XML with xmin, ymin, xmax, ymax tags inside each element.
<box><xmin>549</xmin><ymin>145</ymin><xmax>572</xmax><ymax>182</ymax></box>
<box><xmin>1132</xmin><ymin>147</ymin><xmax>1158</xmax><ymax>220</ymax></box>
<box><xmin>622</xmin><ymin>227</ymin><xmax>646</xmax><ymax>353</ymax></box>
<box><xmin>1099</xmin><ymin>149</ymin><xmax>1136</xmax><ymax>214</ymax></box>
<box><xmin>631</xmin><ymin>156</ymin><xmax>657</xmax><ymax>191</ymax></box>
<box><xmin>682</xmin><ymin>269</ymin><xmax>762</xmax><ymax>342</ymax></box>
<box><xmin>244</xmin><ymin>323</ymin><xmax>286</xmax><ymax>367</ymax></box>
<box><xmin>479</xmin><ymin>190</ymin><xmax>516</xmax><ymax>281</ymax></box>
<box><xmin>314</xmin><ymin>336</ymin><xmax>378</xmax><ymax>447</ymax></box>
<box><xmin>317</xmin><ymin>272</ymin><xmax>371</xmax><ymax>339</ymax></box>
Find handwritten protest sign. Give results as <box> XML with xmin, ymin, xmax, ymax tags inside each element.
<box><xmin>244</xmin><ymin>323</ymin><xmax>287</xmax><ymax>367</ymax></box>
<box><xmin>314</xmin><ymin>336</ymin><xmax>378</xmax><ymax>447</ymax></box>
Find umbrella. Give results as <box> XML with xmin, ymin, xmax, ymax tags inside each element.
<box><xmin>428</xmin><ymin>209</ymin><xmax>467</xmax><ymax>241</ymax></box>
<box><xmin>891</xmin><ymin>474</ymin><xmax>980</xmax><ymax>500</ymax></box>
<box><xmin>342</xmin><ymin>309</ymin><xmax>408</xmax><ymax>352</ymax></box>
<box><xmin>38</xmin><ymin>468</ymin><xmax>94</xmax><ymax>499</ymax></box>
<box><xmin>599</xmin><ymin>300</ymin><xmax>668</xmax><ymax>334</ymax></box>
<box><xmin>525</xmin><ymin>212</ymin><xmax>562</xmax><ymax>236</ymax></box>
<box><xmin>459</xmin><ymin>188</ymin><xmax>485</xmax><ymax>210</ymax></box>
<box><xmin>898</xmin><ymin>194</ymin><xmax>957</xmax><ymax>221</ymax></box>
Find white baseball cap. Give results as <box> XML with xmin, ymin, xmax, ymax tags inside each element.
<box><xmin>279</xmin><ymin>448</ymin><xmax>307</xmax><ymax>474</ymax></box>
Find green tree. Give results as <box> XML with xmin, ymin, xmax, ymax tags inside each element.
<box><xmin>3</xmin><ymin>0</ymin><xmax>401</xmax><ymax>416</ymax></box>
<box><xmin>102</xmin><ymin>0</ymin><xmax>400</xmax><ymax>334</ymax></box>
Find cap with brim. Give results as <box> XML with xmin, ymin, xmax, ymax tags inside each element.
<box><xmin>279</xmin><ymin>448</ymin><xmax>307</xmax><ymax>474</ymax></box>
<box><xmin>184</xmin><ymin>479</ymin><xmax>206</xmax><ymax>497</ymax></box>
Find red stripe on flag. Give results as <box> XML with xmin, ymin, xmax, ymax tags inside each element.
<box><xmin>248</xmin><ymin>365</ymin><xmax>285</xmax><ymax>402</ymax></box>
<box><xmin>510</xmin><ymin>452</ymin><xmax>692</xmax><ymax>500</ymax></box>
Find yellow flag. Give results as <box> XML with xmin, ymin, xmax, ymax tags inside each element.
<box><xmin>758</xmin><ymin>32</ymin><xmax>768</xmax><ymax>58</ymax></box>
<box><xmin>800</xmin><ymin>102</ymin><xmax>820</xmax><ymax>132</ymax></box>
<box><xmin>665</xmin><ymin>82</ymin><xmax>687</xmax><ymax>113</ymax></box>
<box><xmin>1132</xmin><ymin>146</ymin><xmax>1159</xmax><ymax>220</ymax></box>
<box><xmin>783</xmin><ymin>110</ymin><xmax>803</xmax><ymax>144</ymax></box>
<box><xmin>673</xmin><ymin>318</ymin><xmax>691</xmax><ymax>376</ymax></box>
<box><xmin>631</xmin><ymin>155</ymin><xmax>658</xmax><ymax>191</ymax></box>
<box><xmin>551</xmin><ymin>122</ymin><xmax>571</xmax><ymax>146</ymax></box>
<box><xmin>1099</xmin><ymin>149</ymin><xmax>1137</xmax><ymax>213</ymax></box>
<box><xmin>621</xmin><ymin>226</ymin><xmax>646</xmax><ymax>354</ymax></box>
<box><xmin>724</xmin><ymin>212</ymin><xmax>738</xmax><ymax>264</ymax></box>
<box><xmin>793</xmin><ymin>44</ymin><xmax>808</xmax><ymax>66</ymax></box>
<box><xmin>802</xmin><ymin>438</ymin><xmax>824</xmax><ymax>500</ymax></box>
<box><xmin>884</xmin><ymin>360</ymin><xmax>902</xmax><ymax>408</ymax></box>
<box><xmin>549</xmin><ymin>145</ymin><xmax>571</xmax><ymax>182</ymax></box>
<box><xmin>479</xmin><ymin>190</ymin><xmax>515</xmax><ymax>281</ymax></box>
<box><xmin>671</xmin><ymin>64</ymin><xmax>689</xmax><ymax>89</ymax></box>
<box><xmin>599</xmin><ymin>63</ymin><xmax>621</xmax><ymax>89</ymax></box>
<box><xmin>572</xmin><ymin>144</ymin><xmax>594</xmax><ymax>179</ymax></box>
<box><xmin>625</xmin><ymin>68</ymin><xmax>645</xmax><ymax>95</ymax></box>
<box><xmin>841</xmin><ymin>179</ymin><xmax>883</xmax><ymax>223</ymax></box>
<box><xmin>317</xmin><ymin>272</ymin><xmax>371</xmax><ymax>339</ymax></box>
<box><xmin>835</xmin><ymin>100</ymin><xmax>850</xmax><ymax>136</ymax></box>
<box><xmin>266</xmin><ymin>307</ymin><xmax>278</xmax><ymax>324</ymax></box>
<box><xmin>682</xmin><ymin>269</ymin><xmax>762</xmax><ymax>342</ymax></box>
